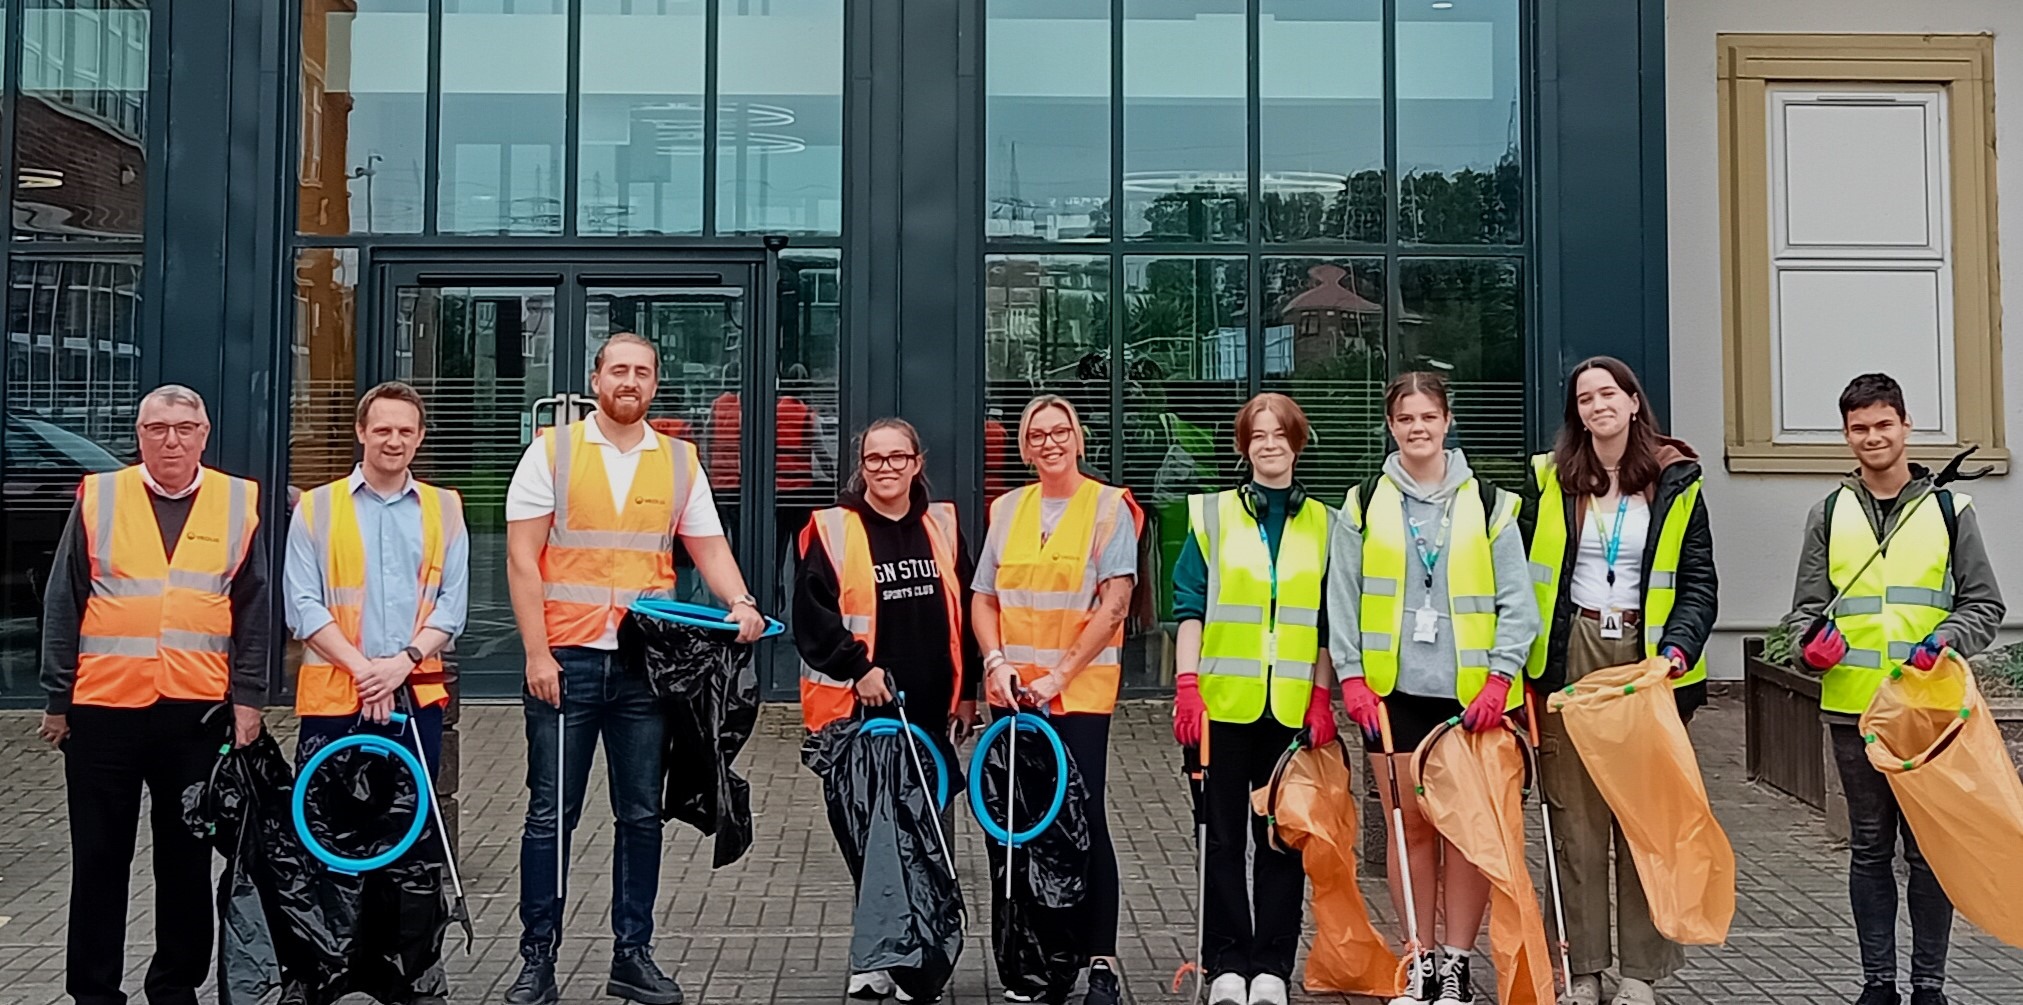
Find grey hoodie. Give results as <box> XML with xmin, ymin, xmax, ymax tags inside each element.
<box><xmin>1327</xmin><ymin>449</ymin><xmax>1541</xmax><ymax>699</ymax></box>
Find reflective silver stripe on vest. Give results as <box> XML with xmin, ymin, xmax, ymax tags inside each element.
<box><xmin>995</xmin><ymin>587</ymin><xmax>1095</xmax><ymax>612</ymax></box>
<box><xmin>1362</xmin><ymin>631</ymin><xmax>1394</xmax><ymax>652</ymax></box>
<box><xmin>1364</xmin><ymin>576</ymin><xmax>1399</xmax><ymax>598</ymax></box>
<box><xmin>91</xmin><ymin>472</ymin><xmax>119</xmax><ymax>576</ymax></box>
<box><xmin>326</xmin><ymin>586</ymin><xmax>366</xmax><ymax>607</ymax></box>
<box><xmin>548</xmin><ymin>528</ymin><xmax>671</xmax><ymax>552</ymax></box>
<box><xmin>1275</xmin><ymin>605</ymin><xmax>1320</xmax><ymax>628</ymax></box>
<box><xmin>1646</xmin><ymin>624</ymin><xmax>1667</xmax><ymax>646</ymax></box>
<box><xmin>1884</xmin><ymin>586</ymin><xmax>1952</xmax><ymax>610</ymax></box>
<box><xmin>1840</xmin><ymin>648</ymin><xmax>1883</xmax><ymax>669</ymax></box>
<box><xmin>1888</xmin><ymin>640</ymin><xmax>1919</xmax><ymax>661</ymax></box>
<box><xmin>801</xmin><ymin>664</ymin><xmax>852</xmax><ymax>687</ymax></box>
<box><xmin>1647</xmin><ymin>571</ymin><xmax>1677</xmax><ymax>590</ymax></box>
<box><xmin>817</xmin><ymin>508</ymin><xmax>851</xmax><ymax>572</ymax></box>
<box><xmin>225</xmin><ymin>475</ymin><xmax>251</xmax><ymax>572</ymax></box>
<box><xmin>92</xmin><ymin>577</ymin><xmax>163</xmax><ymax>598</ymax></box>
<box><xmin>161</xmin><ymin>629</ymin><xmax>231</xmax><ymax>654</ymax></box>
<box><xmin>1458</xmin><ymin>648</ymin><xmax>1493</xmax><ymax>668</ymax></box>
<box><xmin>1201</xmin><ymin>655</ymin><xmax>1264</xmax><ymax>678</ymax></box>
<box><xmin>1451</xmin><ymin>595</ymin><xmax>1497</xmax><ymax>615</ymax></box>
<box><xmin>1202</xmin><ymin>493</ymin><xmax>1224</xmax><ymax>617</ymax></box>
<box><xmin>168</xmin><ymin>569</ymin><xmax>231</xmax><ymax>594</ymax></box>
<box><xmin>842</xmin><ymin>614</ymin><xmax>872</xmax><ymax>633</ymax></box>
<box><xmin>1001</xmin><ymin>644</ymin><xmax>1121</xmax><ymax>667</ymax></box>
<box><xmin>551</xmin><ymin>420</ymin><xmax>576</xmax><ymax>529</ymax></box>
<box><xmin>543</xmin><ymin>583</ymin><xmax>640</xmax><ymax>605</ymax></box>
<box><xmin>1530</xmin><ymin>561</ymin><xmax>1556</xmax><ymax>585</ymax></box>
<box><xmin>78</xmin><ymin>635</ymin><xmax>158</xmax><ymax>657</ymax></box>
<box><xmin>1837</xmin><ymin>596</ymin><xmax>1884</xmax><ymax>616</ymax></box>
<box><xmin>1275</xmin><ymin>659</ymin><xmax>1316</xmax><ymax>682</ymax></box>
<box><xmin>1208</xmin><ymin>602</ymin><xmax>1265</xmax><ymax>624</ymax></box>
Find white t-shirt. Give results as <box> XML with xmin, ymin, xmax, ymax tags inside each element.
<box><xmin>1569</xmin><ymin>494</ymin><xmax>1649</xmax><ymax>613</ymax></box>
<box><xmin>505</xmin><ymin>419</ymin><xmax>724</xmax><ymax>649</ymax></box>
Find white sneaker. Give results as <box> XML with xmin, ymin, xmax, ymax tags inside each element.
<box><xmin>849</xmin><ymin>971</ymin><xmax>896</xmax><ymax>999</ymax></box>
<box><xmin>1208</xmin><ymin>973</ymin><xmax>1247</xmax><ymax>1005</ymax></box>
<box><xmin>1610</xmin><ymin>978</ymin><xmax>1656</xmax><ymax>1005</ymax></box>
<box><xmin>1388</xmin><ymin>952</ymin><xmax>1437</xmax><ymax>1004</ymax></box>
<box><xmin>1560</xmin><ymin>973</ymin><xmax>1602</xmax><ymax>1005</ymax></box>
<box><xmin>1247</xmin><ymin>974</ymin><xmax>1289</xmax><ymax>1005</ymax></box>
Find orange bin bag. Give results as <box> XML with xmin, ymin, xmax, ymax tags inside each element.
<box><xmin>1859</xmin><ymin>650</ymin><xmax>2023</xmax><ymax>949</ymax></box>
<box><xmin>1250</xmin><ymin>741</ymin><xmax>1402</xmax><ymax>998</ymax></box>
<box><xmin>1547</xmin><ymin>659</ymin><xmax>1736</xmax><ymax>945</ymax></box>
<box><xmin>1415</xmin><ymin>725</ymin><xmax>1555</xmax><ymax>1005</ymax></box>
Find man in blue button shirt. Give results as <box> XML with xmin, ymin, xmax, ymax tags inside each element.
<box><xmin>284</xmin><ymin>381</ymin><xmax>469</xmax><ymax>770</ymax></box>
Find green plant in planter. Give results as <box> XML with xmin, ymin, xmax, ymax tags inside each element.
<box><xmin>1761</xmin><ymin>621</ymin><xmax>1796</xmax><ymax>667</ymax></box>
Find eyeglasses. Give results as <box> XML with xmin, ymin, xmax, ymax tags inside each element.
<box><xmin>1024</xmin><ymin>426</ymin><xmax>1076</xmax><ymax>447</ymax></box>
<box><xmin>139</xmin><ymin>421</ymin><xmax>207</xmax><ymax>441</ymax></box>
<box><xmin>860</xmin><ymin>452</ymin><xmax>918</xmax><ymax>472</ymax></box>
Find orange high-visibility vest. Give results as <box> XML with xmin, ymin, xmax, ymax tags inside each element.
<box><xmin>540</xmin><ymin>420</ymin><xmax>698</xmax><ymax>648</ymax></box>
<box><xmin>797</xmin><ymin>502</ymin><xmax>966</xmax><ymax>731</ymax></box>
<box><xmin>294</xmin><ymin>478</ymin><xmax>463</xmax><ymax>715</ymax></box>
<box><xmin>986</xmin><ymin>479</ymin><xmax>1142</xmax><ymax>715</ymax></box>
<box><xmin>75</xmin><ymin>466</ymin><xmax>259</xmax><ymax>708</ymax></box>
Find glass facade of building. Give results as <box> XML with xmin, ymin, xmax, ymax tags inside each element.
<box><xmin>0</xmin><ymin>0</ymin><xmax>1668</xmax><ymax>705</ymax></box>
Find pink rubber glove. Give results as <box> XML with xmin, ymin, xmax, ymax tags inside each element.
<box><xmin>1462</xmin><ymin>674</ymin><xmax>1514</xmax><ymax>732</ymax></box>
<box><xmin>1173</xmin><ymin>673</ymin><xmax>1205</xmax><ymax>747</ymax></box>
<box><xmin>1908</xmin><ymin>635</ymin><xmax>1943</xmax><ymax>672</ymax></box>
<box><xmin>1340</xmin><ymin>677</ymin><xmax>1382</xmax><ymax>741</ymax></box>
<box><xmin>1303</xmin><ymin>685</ymin><xmax>1338</xmax><ymax>749</ymax></box>
<box><xmin>1799</xmin><ymin>621</ymin><xmax>1848</xmax><ymax>672</ymax></box>
<box><xmin>1662</xmin><ymin>645</ymin><xmax>1690</xmax><ymax>680</ymax></box>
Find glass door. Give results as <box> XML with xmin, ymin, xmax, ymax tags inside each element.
<box><xmin>369</xmin><ymin>257</ymin><xmax>823</xmax><ymax>700</ymax></box>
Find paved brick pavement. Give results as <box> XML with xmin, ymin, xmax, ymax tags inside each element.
<box><xmin>0</xmin><ymin>698</ymin><xmax>2018</xmax><ymax>1004</ymax></box>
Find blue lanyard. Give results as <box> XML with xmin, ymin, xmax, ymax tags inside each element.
<box><xmin>1405</xmin><ymin>502</ymin><xmax>1452</xmax><ymax>588</ymax></box>
<box><xmin>1258</xmin><ymin>519</ymin><xmax>1278</xmax><ymax>630</ymax></box>
<box><xmin>1591</xmin><ymin>496</ymin><xmax>1628</xmax><ymax>586</ymax></box>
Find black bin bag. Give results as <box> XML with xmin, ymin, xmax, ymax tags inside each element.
<box><xmin>183</xmin><ymin>733</ymin><xmax>346</xmax><ymax>1005</ymax></box>
<box><xmin>974</xmin><ymin>721</ymin><xmax>1093</xmax><ymax>1004</ymax></box>
<box><xmin>622</xmin><ymin>609</ymin><xmax>760</xmax><ymax>868</ymax></box>
<box><xmin>804</xmin><ymin>718</ymin><xmax>965</xmax><ymax>1001</ymax></box>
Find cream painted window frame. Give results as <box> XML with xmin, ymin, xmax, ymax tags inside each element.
<box><xmin>1718</xmin><ymin>33</ymin><xmax>2006</xmax><ymax>475</ymax></box>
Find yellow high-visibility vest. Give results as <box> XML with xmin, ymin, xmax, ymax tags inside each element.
<box><xmin>1824</xmin><ymin>486</ymin><xmax>1956</xmax><ymax>715</ymax></box>
<box><xmin>1188</xmin><ymin>489</ymin><xmax>1329</xmax><ymax>727</ymax></box>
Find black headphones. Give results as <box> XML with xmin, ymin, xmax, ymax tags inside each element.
<box><xmin>1238</xmin><ymin>477</ymin><xmax>1309</xmax><ymax>521</ymax></box>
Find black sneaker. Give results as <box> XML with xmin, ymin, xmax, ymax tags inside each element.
<box><xmin>1909</xmin><ymin>990</ymin><xmax>1948</xmax><ymax>1005</ymax></box>
<box><xmin>1854</xmin><ymin>985</ymin><xmax>1900</xmax><ymax>1005</ymax></box>
<box><xmin>1388</xmin><ymin>952</ymin><xmax>1436</xmax><ymax>1004</ymax></box>
<box><xmin>504</xmin><ymin>951</ymin><xmax>560</xmax><ymax>1005</ymax></box>
<box><xmin>608</xmin><ymin>946</ymin><xmax>684</xmax><ymax>1005</ymax></box>
<box><xmin>1432</xmin><ymin>952</ymin><xmax>1473</xmax><ymax>1005</ymax></box>
<box><xmin>1082</xmin><ymin>960</ymin><xmax>1121</xmax><ymax>1005</ymax></box>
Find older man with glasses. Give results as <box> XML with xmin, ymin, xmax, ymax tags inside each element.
<box><xmin>38</xmin><ymin>384</ymin><xmax>270</xmax><ymax>1005</ymax></box>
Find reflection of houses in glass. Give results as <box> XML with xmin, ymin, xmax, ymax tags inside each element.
<box><xmin>14</xmin><ymin>2</ymin><xmax>151</xmax><ymax>238</ymax></box>
<box><xmin>983</xmin><ymin>258</ymin><xmax>1107</xmax><ymax>381</ymax></box>
<box><xmin>297</xmin><ymin>0</ymin><xmax>357</xmax><ymax>236</ymax></box>
<box><xmin>1282</xmin><ymin>263</ymin><xmax>1382</xmax><ymax>371</ymax></box>
<box><xmin>4</xmin><ymin>258</ymin><xmax>142</xmax><ymax>451</ymax></box>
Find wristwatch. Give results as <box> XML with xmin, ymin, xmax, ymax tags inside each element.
<box><xmin>401</xmin><ymin>645</ymin><xmax>425</xmax><ymax>666</ymax></box>
<box><xmin>731</xmin><ymin>593</ymin><xmax>759</xmax><ymax>611</ymax></box>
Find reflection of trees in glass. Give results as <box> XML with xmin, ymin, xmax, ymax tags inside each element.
<box><xmin>1262</xmin><ymin>170</ymin><xmax>1385</xmax><ymax>244</ymax></box>
<box><xmin>1400</xmin><ymin>151</ymin><xmax>1523</xmax><ymax>245</ymax></box>
<box><xmin>1136</xmin><ymin>189</ymin><xmax>1245</xmax><ymax>243</ymax></box>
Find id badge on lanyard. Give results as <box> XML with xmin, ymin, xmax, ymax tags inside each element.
<box><xmin>1593</xmin><ymin>496</ymin><xmax>1629</xmax><ymax>639</ymax></box>
<box><xmin>1407</xmin><ymin>504</ymin><xmax>1450</xmax><ymax>645</ymax></box>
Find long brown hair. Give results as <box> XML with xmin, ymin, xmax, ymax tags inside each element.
<box><xmin>1553</xmin><ymin>356</ymin><xmax>1661</xmax><ymax>498</ymax></box>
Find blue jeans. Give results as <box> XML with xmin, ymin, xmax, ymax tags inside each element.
<box><xmin>518</xmin><ymin>647</ymin><xmax>666</xmax><ymax>958</ymax></box>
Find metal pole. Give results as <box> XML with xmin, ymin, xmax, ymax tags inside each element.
<box><xmin>1377</xmin><ymin>702</ymin><xmax>1423</xmax><ymax>980</ymax></box>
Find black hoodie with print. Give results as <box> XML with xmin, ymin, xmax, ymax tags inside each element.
<box><xmin>793</xmin><ymin>482</ymin><xmax>983</xmax><ymax>727</ymax></box>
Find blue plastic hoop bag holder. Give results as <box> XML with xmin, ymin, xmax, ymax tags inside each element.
<box><xmin>292</xmin><ymin>712</ymin><xmax>431</xmax><ymax>875</ymax></box>
<box><xmin>628</xmin><ymin>598</ymin><xmax>785</xmax><ymax>638</ymax></box>
<box><xmin>969</xmin><ymin>712</ymin><xmax>1070</xmax><ymax>846</ymax></box>
<box><xmin>859</xmin><ymin>718</ymin><xmax>952</xmax><ymax>810</ymax></box>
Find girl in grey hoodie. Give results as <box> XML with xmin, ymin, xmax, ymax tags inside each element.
<box><xmin>1325</xmin><ymin>371</ymin><xmax>1542</xmax><ymax>1005</ymax></box>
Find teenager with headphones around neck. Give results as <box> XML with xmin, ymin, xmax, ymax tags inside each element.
<box><xmin>1171</xmin><ymin>393</ymin><xmax>1338</xmax><ymax>1005</ymax></box>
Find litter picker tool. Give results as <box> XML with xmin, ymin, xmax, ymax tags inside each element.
<box><xmin>893</xmin><ymin>692</ymin><xmax>958</xmax><ymax>880</ymax></box>
<box><xmin>1812</xmin><ymin>444</ymin><xmax>1991</xmax><ymax>627</ymax></box>
<box><xmin>1377</xmin><ymin>702</ymin><xmax>1425</xmax><ymax>990</ymax></box>
<box><xmin>398</xmin><ymin>688</ymin><xmax>475</xmax><ymax>951</ymax></box>
<box><xmin>1168</xmin><ymin>713</ymin><xmax>1211</xmax><ymax>1002</ymax></box>
<box><xmin>1523</xmin><ymin>689</ymin><xmax>1572</xmax><ymax>994</ymax></box>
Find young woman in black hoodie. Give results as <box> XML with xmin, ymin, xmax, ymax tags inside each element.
<box><xmin>793</xmin><ymin>417</ymin><xmax>982</xmax><ymax>1001</ymax></box>
<box><xmin>1518</xmin><ymin>356</ymin><xmax>1718</xmax><ymax>1005</ymax></box>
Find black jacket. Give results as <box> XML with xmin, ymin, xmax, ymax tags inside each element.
<box><xmin>1519</xmin><ymin>445</ymin><xmax>1717</xmax><ymax>714</ymax></box>
<box><xmin>792</xmin><ymin>484</ymin><xmax>983</xmax><ymax>721</ymax></box>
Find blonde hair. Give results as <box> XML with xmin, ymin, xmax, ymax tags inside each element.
<box><xmin>1016</xmin><ymin>394</ymin><xmax>1085</xmax><ymax>465</ymax></box>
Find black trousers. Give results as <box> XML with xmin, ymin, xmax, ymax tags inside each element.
<box><xmin>1202</xmin><ymin>717</ymin><xmax>1305</xmax><ymax>980</ymax></box>
<box><xmin>64</xmin><ymin>701</ymin><xmax>221</xmax><ymax>1005</ymax></box>
<box><xmin>987</xmin><ymin>709</ymin><xmax>1120</xmax><ymax>963</ymax></box>
<box><xmin>1831</xmin><ymin>723</ymin><xmax>1953</xmax><ymax>990</ymax></box>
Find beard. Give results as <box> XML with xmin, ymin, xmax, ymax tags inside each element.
<box><xmin>600</xmin><ymin>392</ymin><xmax>651</xmax><ymax>424</ymax></box>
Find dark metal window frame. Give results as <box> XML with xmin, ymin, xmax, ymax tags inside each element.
<box><xmin>977</xmin><ymin>0</ymin><xmax>1540</xmax><ymax>485</ymax></box>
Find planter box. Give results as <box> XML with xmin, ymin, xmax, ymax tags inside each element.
<box><xmin>1744</xmin><ymin>637</ymin><xmax>1831</xmax><ymax>813</ymax></box>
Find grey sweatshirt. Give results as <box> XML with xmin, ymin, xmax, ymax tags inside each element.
<box><xmin>1781</xmin><ymin>467</ymin><xmax>2005</xmax><ymax>720</ymax></box>
<box><xmin>1327</xmin><ymin>449</ymin><xmax>1541</xmax><ymax>698</ymax></box>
